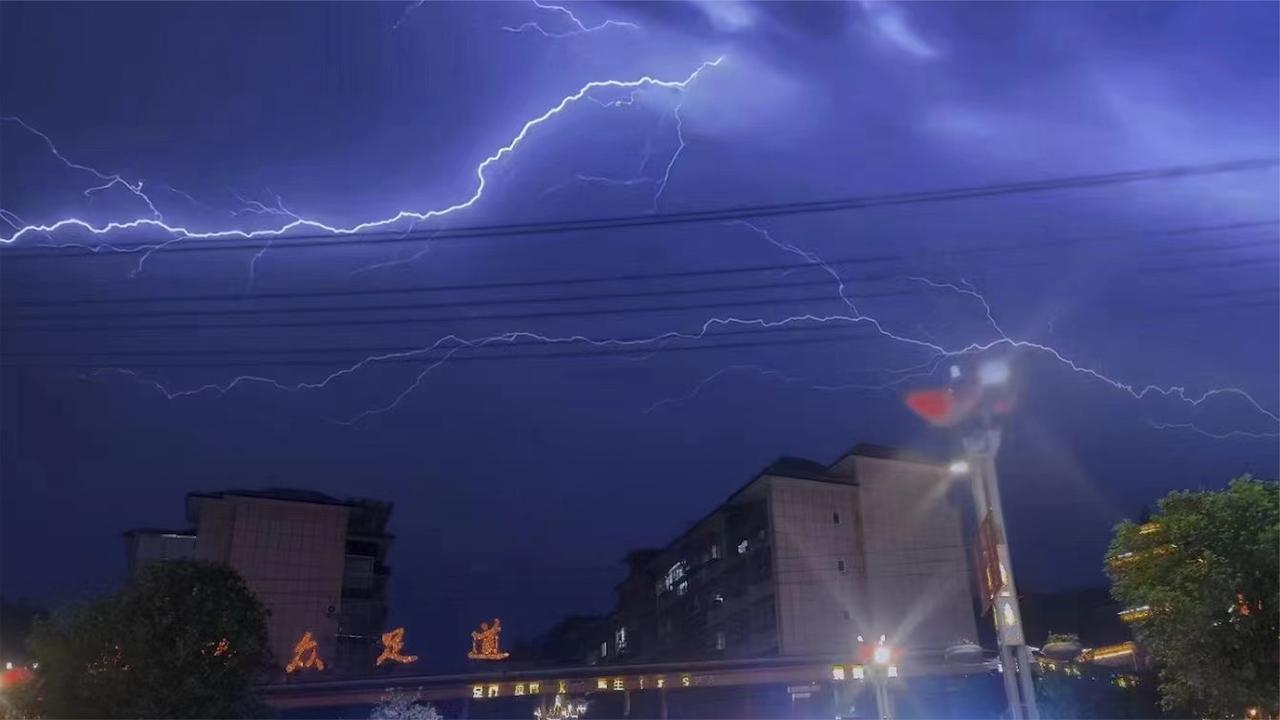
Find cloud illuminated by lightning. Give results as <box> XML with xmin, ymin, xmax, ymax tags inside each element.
<box><xmin>502</xmin><ymin>0</ymin><xmax>638</xmax><ymax>38</ymax></box>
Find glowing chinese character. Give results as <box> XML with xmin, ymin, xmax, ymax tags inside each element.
<box><xmin>487</xmin><ymin>684</ymin><xmax>500</xmax><ymax>698</ymax></box>
<box><xmin>376</xmin><ymin>627</ymin><xmax>419</xmax><ymax>666</ymax></box>
<box><xmin>473</xmin><ymin>686</ymin><xmax>484</xmax><ymax>699</ymax></box>
<box><xmin>597</xmin><ymin>678</ymin><xmax>608</xmax><ymax>689</ymax></box>
<box><xmin>656</xmin><ymin>677</ymin><xmax>665</xmax><ymax>688</ymax></box>
<box><xmin>467</xmin><ymin>618</ymin><xmax>510</xmax><ymax>660</ymax></box>
<box><xmin>613</xmin><ymin>678</ymin><xmax>624</xmax><ymax>690</ymax></box>
<box><xmin>515</xmin><ymin>684</ymin><xmax>526</xmax><ymax>696</ymax></box>
<box><xmin>681</xmin><ymin>675</ymin><xmax>691</xmax><ymax>687</ymax></box>
<box><xmin>284</xmin><ymin>631</ymin><xmax>326</xmax><ymax>673</ymax></box>
<box><xmin>529</xmin><ymin>682</ymin><xmax>541</xmax><ymax>694</ymax></box>
<box><xmin>832</xmin><ymin>665</ymin><xmax>846</xmax><ymax>681</ymax></box>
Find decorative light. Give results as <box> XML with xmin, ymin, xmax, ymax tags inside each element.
<box><xmin>376</xmin><ymin>627</ymin><xmax>419</xmax><ymax>666</ymax></box>
<box><xmin>534</xmin><ymin>694</ymin><xmax>588</xmax><ymax>720</ymax></box>
<box><xmin>467</xmin><ymin>618</ymin><xmax>510</xmax><ymax>660</ymax></box>
<box><xmin>285</xmin><ymin>631</ymin><xmax>326</xmax><ymax>673</ymax></box>
<box><xmin>1118</xmin><ymin>606</ymin><xmax>1152</xmax><ymax>623</ymax></box>
<box><xmin>887</xmin><ymin>665</ymin><xmax>899</xmax><ymax>678</ymax></box>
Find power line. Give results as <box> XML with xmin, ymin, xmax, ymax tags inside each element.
<box><xmin>0</xmin><ymin>327</ymin><xmax>893</xmax><ymax>368</ymax></box>
<box><xmin>4</xmin><ymin>158</ymin><xmax>1274</xmax><ymax>259</ymax></box>
<box><xmin>5</xmin><ymin>219</ymin><xmax>1272</xmax><ymax>308</ymax></box>
<box><xmin>0</xmin><ymin>288</ymin><xmax>910</xmax><ymax>333</ymax></box>
<box><xmin>5</xmin><ymin>273</ymin><xmax>910</xmax><ymax>322</ymax></box>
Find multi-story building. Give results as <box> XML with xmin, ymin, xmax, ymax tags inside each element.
<box><xmin>599</xmin><ymin>444</ymin><xmax>978</xmax><ymax>664</ymax></box>
<box><xmin>123</xmin><ymin>528</ymin><xmax>197</xmax><ymax>577</ymax></box>
<box><xmin>125</xmin><ymin>488</ymin><xmax>393</xmax><ymax>674</ymax></box>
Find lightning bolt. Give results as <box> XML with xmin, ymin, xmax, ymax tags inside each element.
<box><xmin>502</xmin><ymin>0</ymin><xmax>639</xmax><ymax>38</ymax></box>
<box><xmin>1</xmin><ymin>115</ymin><xmax>165</xmax><ymax>221</ymax></box>
<box><xmin>642</xmin><ymin>222</ymin><xmax>1278</xmax><ymax>437</ymax></box>
<box><xmin>0</xmin><ymin>59</ymin><xmax>724</xmax><ymax>252</ymax></box>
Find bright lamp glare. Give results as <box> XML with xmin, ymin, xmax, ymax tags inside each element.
<box><xmin>978</xmin><ymin>360</ymin><xmax>1011</xmax><ymax>386</ymax></box>
<box><xmin>873</xmin><ymin>646</ymin><xmax>891</xmax><ymax>665</ymax></box>
<box><xmin>948</xmin><ymin>460</ymin><xmax>970</xmax><ymax>475</ymax></box>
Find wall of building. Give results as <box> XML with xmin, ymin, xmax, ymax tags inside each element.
<box><xmin>195</xmin><ymin>496</ymin><xmax>350</xmax><ymax>668</ymax></box>
<box><xmin>125</xmin><ymin>533</ymin><xmax>196</xmax><ymax>577</ymax></box>
<box><xmin>838</xmin><ymin>455</ymin><xmax>977</xmax><ymax>651</ymax></box>
<box><xmin>768</xmin><ymin>476</ymin><xmax>864</xmax><ymax>656</ymax></box>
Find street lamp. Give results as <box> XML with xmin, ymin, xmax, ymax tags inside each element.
<box><xmin>905</xmin><ymin>355</ymin><xmax>1038</xmax><ymax>720</ymax></box>
<box><xmin>872</xmin><ymin>646</ymin><xmax>891</xmax><ymax>665</ymax></box>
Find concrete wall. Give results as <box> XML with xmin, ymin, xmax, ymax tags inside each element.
<box><xmin>195</xmin><ymin>496</ymin><xmax>349</xmax><ymax>668</ymax></box>
<box><xmin>767</xmin><ymin>476</ymin><xmax>864</xmax><ymax>656</ymax></box>
<box><xmin>837</xmin><ymin>455</ymin><xmax>977</xmax><ymax>652</ymax></box>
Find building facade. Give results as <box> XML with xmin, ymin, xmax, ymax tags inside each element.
<box><xmin>600</xmin><ymin>445</ymin><xmax>977</xmax><ymax>664</ymax></box>
<box><xmin>125</xmin><ymin>488</ymin><xmax>393</xmax><ymax>673</ymax></box>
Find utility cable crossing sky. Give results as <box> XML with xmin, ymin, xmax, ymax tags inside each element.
<box><xmin>0</xmin><ymin>58</ymin><xmax>1276</xmax><ymax>438</ymax></box>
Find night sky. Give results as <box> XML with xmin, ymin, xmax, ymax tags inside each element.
<box><xmin>1</xmin><ymin>1</ymin><xmax>1277</xmax><ymax>664</ymax></box>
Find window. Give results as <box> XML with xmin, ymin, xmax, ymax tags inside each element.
<box><xmin>710</xmin><ymin>543</ymin><xmax>720</xmax><ymax>560</ymax></box>
<box><xmin>737</xmin><ymin>539</ymin><xmax>749</xmax><ymax>555</ymax></box>
<box><xmin>833</xmin><ymin>511</ymin><xmax>841</xmax><ymax>525</ymax></box>
<box><xmin>600</xmin><ymin>641</ymin><xmax>608</xmax><ymax>658</ymax></box>
<box><xmin>663</xmin><ymin>560</ymin><xmax>688</xmax><ymax>591</ymax></box>
<box><xmin>837</xmin><ymin>559</ymin><xmax>847</xmax><ymax>574</ymax></box>
<box><xmin>615</xmin><ymin>626</ymin><xmax>627</xmax><ymax>651</ymax></box>
<box><xmin>715</xmin><ymin>631</ymin><xmax>726</xmax><ymax>650</ymax></box>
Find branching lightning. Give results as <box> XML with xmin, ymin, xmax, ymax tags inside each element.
<box><xmin>3</xmin><ymin>58</ymin><xmax>1274</xmax><ymax>443</ymax></box>
<box><xmin>502</xmin><ymin>0</ymin><xmax>639</xmax><ymax>38</ymax></box>
<box><xmin>1</xmin><ymin>116</ymin><xmax>165</xmax><ymax>221</ymax></box>
<box><xmin>0</xmin><ymin>59</ymin><xmax>723</xmax><ymax>250</ymax></box>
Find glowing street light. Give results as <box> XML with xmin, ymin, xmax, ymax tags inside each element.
<box><xmin>873</xmin><ymin>645</ymin><xmax>892</xmax><ymax>665</ymax></box>
<box><xmin>978</xmin><ymin>359</ymin><xmax>1011</xmax><ymax>386</ymax></box>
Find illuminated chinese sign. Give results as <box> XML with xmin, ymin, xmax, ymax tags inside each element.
<box><xmin>376</xmin><ymin>627</ymin><xmax>419</xmax><ymax>666</ymax></box>
<box><xmin>468</xmin><ymin>618</ymin><xmax>510</xmax><ymax>660</ymax></box>
<box><xmin>284</xmin><ymin>631</ymin><xmax>326</xmax><ymax>673</ymax></box>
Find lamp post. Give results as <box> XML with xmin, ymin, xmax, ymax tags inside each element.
<box><xmin>868</xmin><ymin>642</ymin><xmax>895</xmax><ymax>720</ymax></box>
<box><xmin>959</xmin><ymin>428</ymin><xmax>1039</xmax><ymax>720</ymax></box>
<box><xmin>908</xmin><ymin>357</ymin><xmax>1039</xmax><ymax>720</ymax></box>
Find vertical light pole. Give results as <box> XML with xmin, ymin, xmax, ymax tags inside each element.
<box><xmin>961</xmin><ymin>427</ymin><xmax>1039</xmax><ymax>720</ymax></box>
<box><xmin>911</xmin><ymin>356</ymin><xmax>1039</xmax><ymax>720</ymax></box>
<box><xmin>870</xmin><ymin>643</ymin><xmax>895</xmax><ymax>720</ymax></box>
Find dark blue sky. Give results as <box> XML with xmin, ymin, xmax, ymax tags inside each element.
<box><xmin>1</xmin><ymin>1</ymin><xmax>1277</xmax><ymax>661</ymax></box>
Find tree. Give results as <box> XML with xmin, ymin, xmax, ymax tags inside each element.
<box><xmin>18</xmin><ymin>560</ymin><xmax>272</xmax><ymax>719</ymax></box>
<box><xmin>369</xmin><ymin>689</ymin><xmax>442</xmax><ymax>720</ymax></box>
<box><xmin>1106</xmin><ymin>476</ymin><xmax>1278</xmax><ymax>718</ymax></box>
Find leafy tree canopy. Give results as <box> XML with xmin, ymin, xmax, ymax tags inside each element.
<box><xmin>18</xmin><ymin>560</ymin><xmax>272</xmax><ymax>719</ymax></box>
<box><xmin>1106</xmin><ymin>476</ymin><xmax>1278</xmax><ymax>718</ymax></box>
